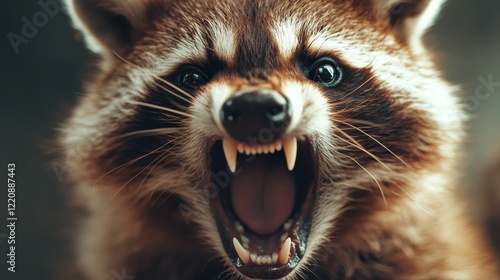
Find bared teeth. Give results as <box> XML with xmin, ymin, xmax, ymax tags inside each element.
<box><xmin>280</xmin><ymin>232</ymin><xmax>288</xmax><ymax>243</ymax></box>
<box><xmin>223</xmin><ymin>137</ymin><xmax>238</xmax><ymax>173</ymax></box>
<box><xmin>278</xmin><ymin>238</ymin><xmax>291</xmax><ymax>265</ymax></box>
<box><xmin>241</xmin><ymin>234</ymin><xmax>250</xmax><ymax>249</ymax></box>
<box><xmin>257</xmin><ymin>146</ymin><xmax>263</xmax><ymax>154</ymax></box>
<box><xmin>235</xmin><ymin>221</ymin><xmax>244</xmax><ymax>233</ymax></box>
<box><xmin>282</xmin><ymin>138</ymin><xmax>297</xmax><ymax>171</ymax></box>
<box><xmin>272</xmin><ymin>253</ymin><xmax>279</xmax><ymax>264</ymax></box>
<box><xmin>263</xmin><ymin>145</ymin><xmax>270</xmax><ymax>154</ymax></box>
<box><xmin>269</xmin><ymin>144</ymin><xmax>276</xmax><ymax>153</ymax></box>
<box><xmin>237</xmin><ymin>144</ymin><xmax>244</xmax><ymax>154</ymax></box>
<box><xmin>275</xmin><ymin>141</ymin><xmax>283</xmax><ymax>151</ymax></box>
<box><xmin>233</xmin><ymin>238</ymin><xmax>250</xmax><ymax>264</ymax></box>
<box><xmin>238</xmin><ymin>236</ymin><xmax>292</xmax><ymax>266</ymax></box>
<box><xmin>222</xmin><ymin>137</ymin><xmax>298</xmax><ymax>172</ymax></box>
<box><xmin>250</xmin><ymin>254</ymin><xmax>257</xmax><ymax>263</ymax></box>
<box><xmin>226</xmin><ymin>139</ymin><xmax>293</xmax><ymax>156</ymax></box>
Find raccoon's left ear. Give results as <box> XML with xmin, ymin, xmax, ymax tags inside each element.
<box><xmin>64</xmin><ymin>0</ymin><xmax>156</xmax><ymax>64</ymax></box>
<box><xmin>365</xmin><ymin>0</ymin><xmax>447</xmax><ymax>52</ymax></box>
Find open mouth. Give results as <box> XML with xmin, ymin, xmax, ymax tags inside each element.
<box><xmin>210</xmin><ymin>137</ymin><xmax>316</xmax><ymax>279</ymax></box>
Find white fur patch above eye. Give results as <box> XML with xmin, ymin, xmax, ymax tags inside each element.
<box><xmin>208</xmin><ymin>21</ymin><xmax>237</xmax><ymax>62</ymax></box>
<box><xmin>307</xmin><ymin>31</ymin><xmax>377</xmax><ymax>69</ymax></box>
<box><xmin>167</xmin><ymin>30</ymin><xmax>207</xmax><ymax>70</ymax></box>
<box><xmin>136</xmin><ymin>29</ymin><xmax>207</xmax><ymax>79</ymax></box>
<box><xmin>271</xmin><ymin>18</ymin><xmax>300</xmax><ymax>59</ymax></box>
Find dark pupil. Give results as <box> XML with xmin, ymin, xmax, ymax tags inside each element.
<box><xmin>183</xmin><ymin>72</ymin><xmax>205</xmax><ymax>88</ymax></box>
<box><xmin>314</xmin><ymin>64</ymin><xmax>335</xmax><ymax>83</ymax></box>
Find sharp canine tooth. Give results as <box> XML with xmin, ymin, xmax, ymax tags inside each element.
<box><xmin>233</xmin><ymin>238</ymin><xmax>250</xmax><ymax>264</ymax></box>
<box><xmin>283</xmin><ymin>138</ymin><xmax>297</xmax><ymax>171</ymax></box>
<box><xmin>223</xmin><ymin>138</ymin><xmax>238</xmax><ymax>173</ymax></box>
<box><xmin>272</xmin><ymin>253</ymin><xmax>278</xmax><ymax>264</ymax></box>
<box><xmin>278</xmin><ymin>238</ymin><xmax>291</xmax><ymax>265</ymax></box>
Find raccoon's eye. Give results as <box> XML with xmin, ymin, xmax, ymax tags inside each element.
<box><xmin>308</xmin><ymin>58</ymin><xmax>343</xmax><ymax>88</ymax></box>
<box><xmin>178</xmin><ymin>66</ymin><xmax>209</xmax><ymax>91</ymax></box>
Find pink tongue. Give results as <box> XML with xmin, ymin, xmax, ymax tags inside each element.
<box><xmin>231</xmin><ymin>155</ymin><xmax>295</xmax><ymax>236</ymax></box>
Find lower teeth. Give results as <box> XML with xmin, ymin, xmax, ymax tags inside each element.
<box><xmin>233</xmin><ymin>237</ymin><xmax>291</xmax><ymax>266</ymax></box>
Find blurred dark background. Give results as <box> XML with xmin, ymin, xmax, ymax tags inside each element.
<box><xmin>1</xmin><ymin>0</ymin><xmax>499</xmax><ymax>279</ymax></box>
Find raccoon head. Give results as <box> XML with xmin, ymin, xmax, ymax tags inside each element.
<box><xmin>64</xmin><ymin>0</ymin><xmax>462</xmax><ymax>279</ymax></box>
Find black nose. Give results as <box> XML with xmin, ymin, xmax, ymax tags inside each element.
<box><xmin>220</xmin><ymin>89</ymin><xmax>291</xmax><ymax>144</ymax></box>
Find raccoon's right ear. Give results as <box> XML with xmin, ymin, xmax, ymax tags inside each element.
<box><xmin>358</xmin><ymin>0</ymin><xmax>447</xmax><ymax>53</ymax></box>
<box><xmin>65</xmin><ymin>0</ymin><xmax>152</xmax><ymax>61</ymax></box>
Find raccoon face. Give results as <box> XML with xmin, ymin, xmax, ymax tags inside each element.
<box><xmin>64</xmin><ymin>0</ymin><xmax>461</xmax><ymax>279</ymax></box>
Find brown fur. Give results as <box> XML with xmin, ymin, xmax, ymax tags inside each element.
<box><xmin>61</xmin><ymin>0</ymin><xmax>498</xmax><ymax>279</ymax></box>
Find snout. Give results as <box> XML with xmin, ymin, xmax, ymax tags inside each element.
<box><xmin>220</xmin><ymin>88</ymin><xmax>292</xmax><ymax>144</ymax></box>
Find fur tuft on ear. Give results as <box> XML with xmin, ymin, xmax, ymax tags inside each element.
<box><xmin>364</xmin><ymin>0</ymin><xmax>447</xmax><ymax>52</ymax></box>
<box><xmin>65</xmin><ymin>0</ymin><xmax>151</xmax><ymax>61</ymax></box>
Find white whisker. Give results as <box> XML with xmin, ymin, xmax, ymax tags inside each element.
<box><xmin>127</xmin><ymin>100</ymin><xmax>193</xmax><ymax>118</ymax></box>
<box><xmin>332</xmin><ymin>123</ymin><xmax>394</xmax><ymax>173</ymax></box>
<box><xmin>110</xmin><ymin>127</ymin><xmax>183</xmax><ymax>140</ymax></box>
<box><xmin>154</xmin><ymin>75</ymin><xmax>195</xmax><ymax>102</ymax></box>
<box><xmin>336</xmin><ymin>119</ymin><xmax>409</xmax><ymax>167</ymax></box>
<box><xmin>344</xmin><ymin>154</ymin><xmax>387</xmax><ymax>207</ymax></box>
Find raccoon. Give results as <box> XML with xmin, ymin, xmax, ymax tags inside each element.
<box><xmin>61</xmin><ymin>0</ymin><xmax>498</xmax><ymax>279</ymax></box>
